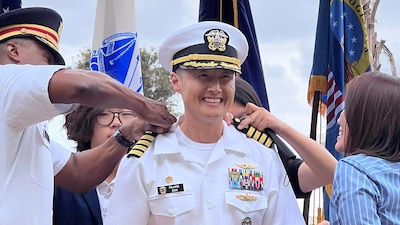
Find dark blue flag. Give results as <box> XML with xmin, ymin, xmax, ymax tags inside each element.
<box><xmin>199</xmin><ymin>0</ymin><xmax>269</xmax><ymax>110</ymax></box>
<box><xmin>1</xmin><ymin>0</ymin><xmax>21</xmax><ymax>14</ymax></box>
<box><xmin>308</xmin><ymin>0</ymin><xmax>371</xmax><ymax>221</ymax></box>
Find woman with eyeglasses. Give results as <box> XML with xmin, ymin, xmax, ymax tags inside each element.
<box><xmin>53</xmin><ymin>106</ymin><xmax>142</xmax><ymax>225</ymax></box>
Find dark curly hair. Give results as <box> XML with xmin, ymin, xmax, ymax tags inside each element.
<box><xmin>64</xmin><ymin>105</ymin><xmax>103</xmax><ymax>152</ymax></box>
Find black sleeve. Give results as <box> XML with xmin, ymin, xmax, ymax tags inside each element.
<box><xmin>285</xmin><ymin>158</ymin><xmax>311</xmax><ymax>198</ymax></box>
<box><xmin>265</xmin><ymin>129</ymin><xmax>311</xmax><ymax>198</ymax></box>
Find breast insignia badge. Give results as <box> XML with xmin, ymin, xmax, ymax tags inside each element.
<box><xmin>236</xmin><ymin>193</ymin><xmax>258</xmax><ymax>201</ymax></box>
<box><xmin>229</xmin><ymin>168</ymin><xmax>264</xmax><ymax>190</ymax></box>
<box><xmin>242</xmin><ymin>216</ymin><xmax>252</xmax><ymax>225</ymax></box>
<box><xmin>235</xmin><ymin>163</ymin><xmax>257</xmax><ymax>169</ymax></box>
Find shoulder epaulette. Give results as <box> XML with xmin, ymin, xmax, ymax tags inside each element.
<box><xmin>127</xmin><ymin>131</ymin><xmax>158</xmax><ymax>158</ymax></box>
<box><xmin>232</xmin><ymin>117</ymin><xmax>274</xmax><ymax>148</ymax></box>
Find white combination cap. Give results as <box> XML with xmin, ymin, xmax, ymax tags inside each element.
<box><xmin>158</xmin><ymin>21</ymin><xmax>248</xmax><ymax>73</ymax></box>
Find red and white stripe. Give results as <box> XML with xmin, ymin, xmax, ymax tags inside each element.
<box><xmin>326</xmin><ymin>70</ymin><xmax>344</xmax><ymax>129</ymax></box>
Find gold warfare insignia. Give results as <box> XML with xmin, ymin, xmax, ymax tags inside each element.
<box><xmin>204</xmin><ymin>29</ymin><xmax>228</xmax><ymax>52</ymax></box>
<box><xmin>236</xmin><ymin>193</ymin><xmax>258</xmax><ymax>201</ymax></box>
<box><xmin>236</xmin><ymin>163</ymin><xmax>257</xmax><ymax>169</ymax></box>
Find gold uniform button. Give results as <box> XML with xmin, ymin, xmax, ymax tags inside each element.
<box><xmin>20</xmin><ymin>28</ymin><xmax>27</xmax><ymax>33</ymax></box>
<box><xmin>165</xmin><ymin>176</ymin><xmax>173</xmax><ymax>183</ymax></box>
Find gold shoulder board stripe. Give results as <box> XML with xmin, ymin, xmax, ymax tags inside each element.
<box><xmin>127</xmin><ymin>131</ymin><xmax>157</xmax><ymax>158</ymax></box>
<box><xmin>232</xmin><ymin>118</ymin><xmax>274</xmax><ymax>148</ymax></box>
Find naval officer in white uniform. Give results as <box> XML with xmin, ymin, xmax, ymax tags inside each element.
<box><xmin>105</xmin><ymin>21</ymin><xmax>305</xmax><ymax>225</ymax></box>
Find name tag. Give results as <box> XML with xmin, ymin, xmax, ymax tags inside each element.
<box><xmin>157</xmin><ymin>183</ymin><xmax>184</xmax><ymax>195</ymax></box>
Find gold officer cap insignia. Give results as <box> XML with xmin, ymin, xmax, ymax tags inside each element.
<box><xmin>204</xmin><ymin>29</ymin><xmax>228</xmax><ymax>52</ymax></box>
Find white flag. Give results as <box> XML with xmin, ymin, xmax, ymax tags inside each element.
<box><xmin>91</xmin><ymin>0</ymin><xmax>143</xmax><ymax>94</ymax></box>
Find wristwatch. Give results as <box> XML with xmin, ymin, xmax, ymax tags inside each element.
<box><xmin>113</xmin><ymin>128</ymin><xmax>134</xmax><ymax>147</ymax></box>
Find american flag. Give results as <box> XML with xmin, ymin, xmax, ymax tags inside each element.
<box><xmin>1</xmin><ymin>0</ymin><xmax>21</xmax><ymax>14</ymax></box>
<box><xmin>326</xmin><ymin>69</ymin><xmax>344</xmax><ymax>131</ymax></box>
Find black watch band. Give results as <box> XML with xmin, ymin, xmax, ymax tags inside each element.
<box><xmin>113</xmin><ymin>128</ymin><xmax>134</xmax><ymax>147</ymax></box>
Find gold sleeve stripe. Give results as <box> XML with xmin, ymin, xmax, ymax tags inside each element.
<box><xmin>233</xmin><ymin>118</ymin><xmax>274</xmax><ymax>148</ymax></box>
<box><xmin>245</xmin><ymin>127</ymin><xmax>273</xmax><ymax>148</ymax></box>
<box><xmin>127</xmin><ymin>132</ymin><xmax>157</xmax><ymax>158</ymax></box>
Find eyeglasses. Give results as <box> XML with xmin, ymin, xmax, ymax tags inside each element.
<box><xmin>95</xmin><ymin>110</ymin><xmax>136</xmax><ymax>126</ymax></box>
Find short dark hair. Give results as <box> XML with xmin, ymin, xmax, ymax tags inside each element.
<box><xmin>64</xmin><ymin>105</ymin><xmax>103</xmax><ymax>152</ymax></box>
<box><xmin>234</xmin><ymin>77</ymin><xmax>262</xmax><ymax>107</ymax></box>
<box><xmin>344</xmin><ymin>71</ymin><xmax>400</xmax><ymax>162</ymax></box>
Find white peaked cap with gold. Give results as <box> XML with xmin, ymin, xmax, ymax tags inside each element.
<box><xmin>158</xmin><ymin>21</ymin><xmax>249</xmax><ymax>74</ymax></box>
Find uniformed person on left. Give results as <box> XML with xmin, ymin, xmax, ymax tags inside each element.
<box><xmin>105</xmin><ymin>21</ymin><xmax>305</xmax><ymax>225</ymax></box>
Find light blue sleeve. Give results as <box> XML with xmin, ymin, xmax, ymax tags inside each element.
<box><xmin>330</xmin><ymin>159</ymin><xmax>380</xmax><ymax>225</ymax></box>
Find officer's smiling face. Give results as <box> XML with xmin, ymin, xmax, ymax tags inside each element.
<box><xmin>172</xmin><ymin>68</ymin><xmax>235</xmax><ymax>123</ymax></box>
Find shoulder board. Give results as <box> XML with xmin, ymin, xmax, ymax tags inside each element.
<box><xmin>127</xmin><ymin>131</ymin><xmax>158</xmax><ymax>158</ymax></box>
<box><xmin>232</xmin><ymin>118</ymin><xmax>274</xmax><ymax>148</ymax></box>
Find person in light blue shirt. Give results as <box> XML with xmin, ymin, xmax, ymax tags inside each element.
<box><xmin>330</xmin><ymin>71</ymin><xmax>400</xmax><ymax>225</ymax></box>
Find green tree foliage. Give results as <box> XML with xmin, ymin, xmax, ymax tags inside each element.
<box><xmin>72</xmin><ymin>46</ymin><xmax>91</xmax><ymax>70</ymax></box>
<box><xmin>71</xmin><ymin>46</ymin><xmax>178</xmax><ymax>115</ymax></box>
<box><xmin>139</xmin><ymin>47</ymin><xmax>176</xmax><ymax>112</ymax></box>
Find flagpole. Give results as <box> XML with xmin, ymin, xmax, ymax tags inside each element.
<box><xmin>306</xmin><ymin>91</ymin><xmax>322</xmax><ymax>224</ymax></box>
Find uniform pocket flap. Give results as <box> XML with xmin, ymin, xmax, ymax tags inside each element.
<box><xmin>149</xmin><ymin>193</ymin><xmax>196</xmax><ymax>217</ymax></box>
<box><xmin>225</xmin><ymin>191</ymin><xmax>268</xmax><ymax>212</ymax></box>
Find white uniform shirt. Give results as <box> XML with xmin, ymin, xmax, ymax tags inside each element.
<box><xmin>0</xmin><ymin>65</ymin><xmax>74</xmax><ymax>225</ymax></box>
<box><xmin>97</xmin><ymin>178</ymin><xmax>116</xmax><ymax>221</ymax></box>
<box><xmin>105</xmin><ymin>122</ymin><xmax>305</xmax><ymax>225</ymax></box>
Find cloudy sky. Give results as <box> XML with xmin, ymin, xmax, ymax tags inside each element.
<box><xmin>22</xmin><ymin>0</ymin><xmax>400</xmax><ymax>146</ymax></box>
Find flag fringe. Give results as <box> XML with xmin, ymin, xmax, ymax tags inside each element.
<box><xmin>307</xmin><ymin>75</ymin><xmax>327</xmax><ymax>115</ymax></box>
